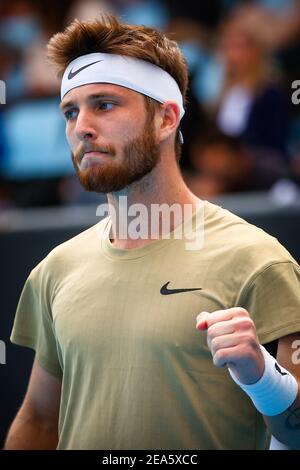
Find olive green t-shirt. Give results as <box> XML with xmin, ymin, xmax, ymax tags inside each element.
<box><xmin>10</xmin><ymin>201</ymin><xmax>300</xmax><ymax>449</ymax></box>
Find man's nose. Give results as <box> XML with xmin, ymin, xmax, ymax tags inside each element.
<box><xmin>75</xmin><ymin>110</ymin><xmax>97</xmax><ymax>141</ymax></box>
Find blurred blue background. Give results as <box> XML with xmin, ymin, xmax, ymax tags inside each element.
<box><xmin>0</xmin><ymin>0</ymin><xmax>299</xmax><ymax>207</ymax></box>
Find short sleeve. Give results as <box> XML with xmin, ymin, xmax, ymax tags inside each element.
<box><xmin>236</xmin><ymin>261</ymin><xmax>300</xmax><ymax>344</ymax></box>
<box><xmin>10</xmin><ymin>268</ymin><xmax>62</xmax><ymax>377</ymax></box>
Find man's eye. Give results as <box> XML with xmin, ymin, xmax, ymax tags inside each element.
<box><xmin>98</xmin><ymin>102</ymin><xmax>114</xmax><ymax>111</ymax></box>
<box><xmin>64</xmin><ymin>109</ymin><xmax>77</xmax><ymax>120</ymax></box>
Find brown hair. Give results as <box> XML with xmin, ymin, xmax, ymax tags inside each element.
<box><xmin>47</xmin><ymin>14</ymin><xmax>188</xmax><ymax>161</ymax></box>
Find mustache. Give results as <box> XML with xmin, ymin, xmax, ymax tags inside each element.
<box><xmin>74</xmin><ymin>143</ymin><xmax>116</xmax><ymax>162</ymax></box>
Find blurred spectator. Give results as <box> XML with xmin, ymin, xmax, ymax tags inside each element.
<box><xmin>179</xmin><ymin>89</ymin><xmax>210</xmax><ymax>172</ymax></box>
<box><xmin>230</xmin><ymin>1</ymin><xmax>300</xmax><ymax>51</ymax></box>
<box><xmin>0</xmin><ymin>0</ymin><xmax>76</xmax><ymax>208</ymax></box>
<box><xmin>184</xmin><ymin>130</ymin><xmax>253</xmax><ymax>198</ymax></box>
<box><xmin>163</xmin><ymin>16</ymin><xmax>217</xmax><ymax>172</ymax></box>
<box><xmin>0</xmin><ymin>0</ymin><xmax>41</xmax><ymax>102</ymax></box>
<box><xmin>0</xmin><ymin>0</ymin><xmax>73</xmax><ymax>101</ymax></box>
<box><xmin>67</xmin><ymin>0</ymin><xmax>169</xmax><ymax>29</ymax></box>
<box><xmin>66</xmin><ymin>0</ymin><xmax>110</xmax><ymax>23</ymax></box>
<box><xmin>166</xmin><ymin>1</ymin><xmax>297</xmax><ymax>197</ymax></box>
<box><xmin>113</xmin><ymin>0</ymin><xmax>169</xmax><ymax>29</ymax></box>
<box><xmin>22</xmin><ymin>36</ymin><xmax>60</xmax><ymax>97</ymax></box>
<box><xmin>183</xmin><ymin>128</ymin><xmax>288</xmax><ymax>199</ymax></box>
<box><xmin>215</xmin><ymin>10</ymin><xmax>291</xmax><ymax>160</ymax></box>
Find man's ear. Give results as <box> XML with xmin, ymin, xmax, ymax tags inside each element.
<box><xmin>157</xmin><ymin>101</ymin><xmax>180</xmax><ymax>142</ymax></box>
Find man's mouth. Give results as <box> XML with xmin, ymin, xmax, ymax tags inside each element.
<box><xmin>79</xmin><ymin>150</ymin><xmax>111</xmax><ymax>169</ymax></box>
<box><xmin>83</xmin><ymin>150</ymin><xmax>109</xmax><ymax>157</ymax></box>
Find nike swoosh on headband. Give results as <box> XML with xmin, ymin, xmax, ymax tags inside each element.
<box><xmin>61</xmin><ymin>53</ymin><xmax>184</xmax><ymax>119</ymax></box>
<box><xmin>160</xmin><ymin>282</ymin><xmax>202</xmax><ymax>295</ymax></box>
<box><xmin>68</xmin><ymin>60</ymin><xmax>103</xmax><ymax>80</ymax></box>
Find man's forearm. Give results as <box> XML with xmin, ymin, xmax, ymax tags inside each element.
<box><xmin>4</xmin><ymin>411</ymin><xmax>58</xmax><ymax>450</ymax></box>
<box><xmin>264</xmin><ymin>385</ymin><xmax>300</xmax><ymax>450</ymax></box>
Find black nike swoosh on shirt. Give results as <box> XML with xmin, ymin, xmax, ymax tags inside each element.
<box><xmin>160</xmin><ymin>282</ymin><xmax>202</xmax><ymax>295</ymax></box>
<box><xmin>67</xmin><ymin>60</ymin><xmax>103</xmax><ymax>80</ymax></box>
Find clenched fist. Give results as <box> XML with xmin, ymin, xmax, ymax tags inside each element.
<box><xmin>196</xmin><ymin>307</ymin><xmax>265</xmax><ymax>385</ymax></box>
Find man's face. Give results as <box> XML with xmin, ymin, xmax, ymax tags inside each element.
<box><xmin>60</xmin><ymin>84</ymin><xmax>161</xmax><ymax>193</ymax></box>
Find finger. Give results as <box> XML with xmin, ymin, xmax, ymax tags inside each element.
<box><xmin>197</xmin><ymin>307</ymin><xmax>248</xmax><ymax>330</ymax></box>
<box><xmin>196</xmin><ymin>311</ymin><xmax>210</xmax><ymax>330</ymax></box>
<box><xmin>207</xmin><ymin>320</ymin><xmax>236</xmax><ymax>338</ymax></box>
<box><xmin>210</xmin><ymin>332</ymin><xmax>239</xmax><ymax>356</ymax></box>
<box><xmin>206</xmin><ymin>320</ymin><xmax>236</xmax><ymax>349</ymax></box>
<box><xmin>212</xmin><ymin>345</ymin><xmax>241</xmax><ymax>368</ymax></box>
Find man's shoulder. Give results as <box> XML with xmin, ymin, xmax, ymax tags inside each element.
<box><xmin>31</xmin><ymin>217</ymin><xmax>109</xmax><ymax>278</ymax></box>
<box><xmin>204</xmin><ymin>200</ymin><xmax>297</xmax><ymax>266</ymax></box>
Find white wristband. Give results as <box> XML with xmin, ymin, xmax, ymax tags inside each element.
<box><xmin>228</xmin><ymin>345</ymin><xmax>298</xmax><ymax>416</ymax></box>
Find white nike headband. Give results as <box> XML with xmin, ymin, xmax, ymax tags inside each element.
<box><xmin>61</xmin><ymin>52</ymin><xmax>185</xmax><ymax>120</ymax></box>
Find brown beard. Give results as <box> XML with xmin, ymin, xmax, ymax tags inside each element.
<box><xmin>71</xmin><ymin>119</ymin><xmax>160</xmax><ymax>193</ymax></box>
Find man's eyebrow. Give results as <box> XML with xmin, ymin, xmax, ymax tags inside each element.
<box><xmin>88</xmin><ymin>93</ymin><xmax>123</xmax><ymax>101</ymax></box>
<box><xmin>60</xmin><ymin>100</ymin><xmax>75</xmax><ymax>112</ymax></box>
<box><xmin>60</xmin><ymin>93</ymin><xmax>123</xmax><ymax>111</ymax></box>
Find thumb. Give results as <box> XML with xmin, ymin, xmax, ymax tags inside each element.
<box><xmin>196</xmin><ymin>311</ymin><xmax>210</xmax><ymax>331</ymax></box>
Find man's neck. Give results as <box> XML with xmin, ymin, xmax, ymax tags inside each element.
<box><xmin>106</xmin><ymin>158</ymin><xmax>200</xmax><ymax>249</ymax></box>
